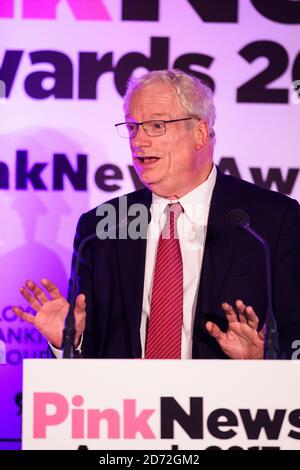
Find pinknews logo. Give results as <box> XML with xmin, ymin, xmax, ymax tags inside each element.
<box><xmin>34</xmin><ymin>393</ymin><xmax>156</xmax><ymax>439</ymax></box>
<box><xmin>33</xmin><ymin>393</ymin><xmax>300</xmax><ymax>442</ymax></box>
<box><xmin>0</xmin><ymin>0</ymin><xmax>157</xmax><ymax>21</ymax></box>
<box><xmin>1</xmin><ymin>0</ymin><xmax>298</xmax><ymax>24</ymax></box>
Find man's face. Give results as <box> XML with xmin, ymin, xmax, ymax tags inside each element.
<box><xmin>126</xmin><ymin>80</ymin><xmax>211</xmax><ymax>198</ymax></box>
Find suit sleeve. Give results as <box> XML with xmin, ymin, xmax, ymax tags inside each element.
<box><xmin>273</xmin><ymin>198</ymin><xmax>300</xmax><ymax>358</ymax></box>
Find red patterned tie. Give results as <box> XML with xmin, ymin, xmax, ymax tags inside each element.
<box><xmin>145</xmin><ymin>203</ymin><xmax>183</xmax><ymax>359</ymax></box>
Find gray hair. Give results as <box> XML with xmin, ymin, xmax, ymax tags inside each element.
<box><xmin>123</xmin><ymin>69</ymin><xmax>216</xmax><ymax>135</ymax></box>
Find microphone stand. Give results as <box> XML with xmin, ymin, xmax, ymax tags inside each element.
<box><xmin>62</xmin><ymin>233</ymin><xmax>96</xmax><ymax>359</ymax></box>
<box><xmin>240</xmin><ymin>221</ymin><xmax>279</xmax><ymax>359</ymax></box>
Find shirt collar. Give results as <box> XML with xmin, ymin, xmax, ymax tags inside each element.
<box><xmin>151</xmin><ymin>164</ymin><xmax>217</xmax><ymax>224</ymax></box>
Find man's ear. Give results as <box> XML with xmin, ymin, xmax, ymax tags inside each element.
<box><xmin>195</xmin><ymin>120</ymin><xmax>210</xmax><ymax>149</ymax></box>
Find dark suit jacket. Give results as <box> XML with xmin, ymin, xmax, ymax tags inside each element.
<box><xmin>69</xmin><ymin>169</ymin><xmax>300</xmax><ymax>359</ymax></box>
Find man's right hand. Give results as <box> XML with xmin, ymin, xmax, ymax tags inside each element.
<box><xmin>13</xmin><ymin>278</ymin><xmax>86</xmax><ymax>349</ymax></box>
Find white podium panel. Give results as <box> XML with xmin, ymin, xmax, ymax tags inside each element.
<box><xmin>23</xmin><ymin>359</ymin><xmax>300</xmax><ymax>450</ymax></box>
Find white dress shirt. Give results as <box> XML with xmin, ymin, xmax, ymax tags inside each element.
<box><xmin>141</xmin><ymin>164</ymin><xmax>217</xmax><ymax>359</ymax></box>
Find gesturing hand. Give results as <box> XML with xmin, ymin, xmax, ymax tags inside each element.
<box><xmin>13</xmin><ymin>278</ymin><xmax>86</xmax><ymax>349</ymax></box>
<box><xmin>206</xmin><ymin>299</ymin><xmax>264</xmax><ymax>359</ymax></box>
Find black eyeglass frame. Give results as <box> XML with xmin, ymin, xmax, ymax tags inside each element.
<box><xmin>114</xmin><ymin>117</ymin><xmax>195</xmax><ymax>138</ymax></box>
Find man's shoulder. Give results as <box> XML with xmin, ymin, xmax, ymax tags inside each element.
<box><xmin>218</xmin><ymin>171</ymin><xmax>299</xmax><ymax>212</ymax></box>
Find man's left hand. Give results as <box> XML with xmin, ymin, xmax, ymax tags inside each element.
<box><xmin>206</xmin><ymin>300</ymin><xmax>264</xmax><ymax>359</ymax></box>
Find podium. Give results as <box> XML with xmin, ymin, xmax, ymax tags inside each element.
<box><xmin>23</xmin><ymin>359</ymin><xmax>300</xmax><ymax>450</ymax></box>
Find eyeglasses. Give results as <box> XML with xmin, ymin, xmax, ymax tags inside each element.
<box><xmin>114</xmin><ymin>117</ymin><xmax>195</xmax><ymax>138</ymax></box>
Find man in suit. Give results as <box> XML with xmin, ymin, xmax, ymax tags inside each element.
<box><xmin>14</xmin><ymin>69</ymin><xmax>300</xmax><ymax>359</ymax></box>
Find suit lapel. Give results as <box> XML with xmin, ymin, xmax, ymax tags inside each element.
<box><xmin>195</xmin><ymin>170</ymin><xmax>249</xmax><ymax>319</ymax></box>
<box><xmin>116</xmin><ymin>172</ymin><xmax>250</xmax><ymax>356</ymax></box>
<box><xmin>116</xmin><ymin>188</ymin><xmax>152</xmax><ymax>357</ymax></box>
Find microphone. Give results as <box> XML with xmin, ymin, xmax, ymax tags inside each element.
<box><xmin>62</xmin><ymin>206</ymin><xmax>151</xmax><ymax>358</ymax></box>
<box><xmin>227</xmin><ymin>209</ymin><xmax>279</xmax><ymax>359</ymax></box>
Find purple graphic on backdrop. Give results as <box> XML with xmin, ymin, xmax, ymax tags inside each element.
<box><xmin>0</xmin><ymin>130</ymin><xmax>89</xmax><ymax>449</ymax></box>
<box><xmin>0</xmin><ymin>191</ymin><xmax>70</xmax><ymax>448</ymax></box>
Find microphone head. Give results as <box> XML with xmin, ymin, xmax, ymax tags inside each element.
<box><xmin>227</xmin><ymin>209</ymin><xmax>250</xmax><ymax>230</ymax></box>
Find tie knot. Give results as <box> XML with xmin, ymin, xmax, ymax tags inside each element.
<box><xmin>168</xmin><ymin>202</ymin><xmax>183</xmax><ymax>222</ymax></box>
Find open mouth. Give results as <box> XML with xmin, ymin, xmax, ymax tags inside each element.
<box><xmin>136</xmin><ymin>156</ymin><xmax>160</xmax><ymax>164</ymax></box>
